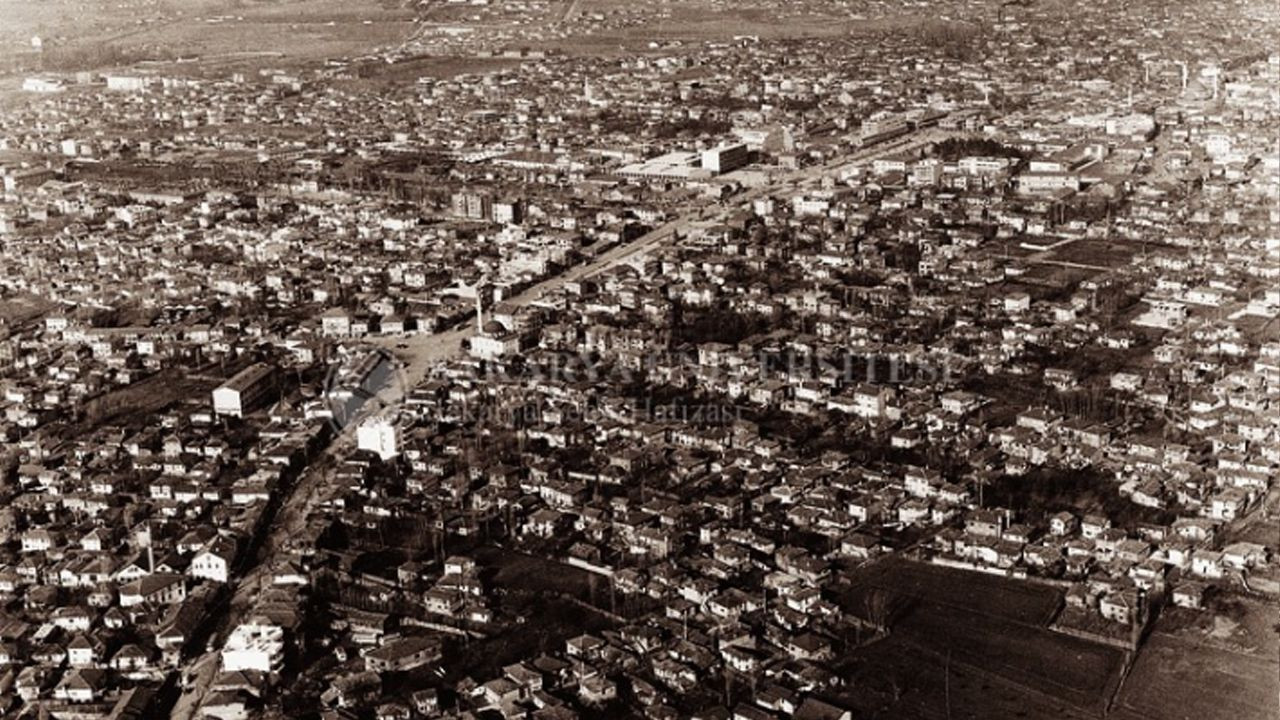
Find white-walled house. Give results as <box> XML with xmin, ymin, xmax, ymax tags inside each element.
<box><xmin>190</xmin><ymin>537</ymin><xmax>238</xmax><ymax>583</ymax></box>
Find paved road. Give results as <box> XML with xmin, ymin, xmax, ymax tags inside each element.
<box><xmin>372</xmin><ymin>213</ymin><xmax>697</xmax><ymax>393</ymax></box>
<box><xmin>372</xmin><ymin>126</ymin><xmax>964</xmax><ymax>395</ymax></box>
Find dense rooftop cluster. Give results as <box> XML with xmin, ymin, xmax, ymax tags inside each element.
<box><xmin>0</xmin><ymin>1</ymin><xmax>1277</xmax><ymax>719</ymax></box>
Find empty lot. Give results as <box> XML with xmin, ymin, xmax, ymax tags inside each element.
<box><xmin>1114</xmin><ymin>633</ymin><xmax>1279</xmax><ymax>720</ymax></box>
<box><xmin>840</xmin><ymin>559</ymin><xmax>1126</xmax><ymax>715</ymax></box>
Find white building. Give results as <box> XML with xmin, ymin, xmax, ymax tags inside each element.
<box><xmin>958</xmin><ymin>156</ymin><xmax>1011</xmax><ymax>175</ymax></box>
<box><xmin>212</xmin><ymin>363</ymin><xmax>277</xmax><ymax>418</ymax></box>
<box><xmin>105</xmin><ymin>75</ymin><xmax>149</xmax><ymax>92</ymax></box>
<box><xmin>1016</xmin><ymin>172</ymin><xmax>1080</xmax><ymax>193</ymax></box>
<box><xmin>357</xmin><ymin>414</ymin><xmax>402</xmax><ymax>461</ymax></box>
<box><xmin>22</xmin><ymin>77</ymin><xmax>64</xmax><ymax>93</ymax></box>
<box><xmin>701</xmin><ymin>143</ymin><xmax>749</xmax><ymax>174</ymax></box>
<box><xmin>221</xmin><ymin>619</ymin><xmax>285</xmax><ymax>673</ymax></box>
<box><xmin>851</xmin><ymin>385</ymin><xmax>893</xmax><ymax>419</ymax></box>
<box><xmin>321</xmin><ymin>308</ymin><xmax>352</xmax><ymax>337</ymax></box>
<box><xmin>1104</xmin><ymin>113</ymin><xmax>1156</xmax><ymax>140</ymax></box>
<box><xmin>1135</xmin><ymin>299</ymin><xmax>1189</xmax><ymax>330</ymax></box>
<box><xmin>190</xmin><ymin>537</ymin><xmax>236</xmax><ymax>583</ymax></box>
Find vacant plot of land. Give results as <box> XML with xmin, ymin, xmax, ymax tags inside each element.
<box><xmin>1156</xmin><ymin>592</ymin><xmax>1280</xmax><ymax>661</ymax></box>
<box><xmin>580</xmin><ymin>0</ymin><xmax>927</xmax><ymax>39</ymax></box>
<box><xmin>840</xmin><ymin>559</ymin><xmax>1124</xmax><ymax>714</ymax></box>
<box><xmin>0</xmin><ymin>293</ymin><xmax>57</xmax><ymax>327</ymax></box>
<box><xmin>476</xmin><ymin>546</ymin><xmax>598</xmax><ymax>597</ymax></box>
<box><xmin>78</xmin><ymin>368</ymin><xmax>216</xmax><ymax>429</ymax></box>
<box><xmin>1115</xmin><ymin>634</ymin><xmax>1279</xmax><ymax>720</ymax></box>
<box><xmin>345</xmin><ymin>55</ymin><xmax>522</xmax><ymax>84</ymax></box>
<box><xmin>894</xmin><ymin>598</ymin><xmax>1124</xmax><ymax>712</ymax></box>
<box><xmin>842</xmin><ymin>557</ymin><xmax>1063</xmax><ymax>626</ymax></box>
<box><xmin>132</xmin><ymin>15</ymin><xmax>412</xmax><ymax>67</ymax></box>
<box><xmin>473</xmin><ymin>546</ymin><xmax>639</xmax><ymax>616</ymax></box>
<box><xmin>1049</xmin><ymin>238</ymin><xmax>1136</xmax><ymax>267</ymax></box>
<box><xmin>833</xmin><ymin>634</ymin><xmax>1106</xmax><ymax>720</ymax></box>
<box><xmin>2</xmin><ymin>0</ymin><xmax>415</xmax><ymax>73</ymax></box>
<box><xmin>401</xmin><ymin>547</ymin><xmax>624</xmax><ymax>685</ymax></box>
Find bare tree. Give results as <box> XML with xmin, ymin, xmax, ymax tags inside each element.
<box><xmin>863</xmin><ymin>587</ymin><xmax>893</xmax><ymax>630</ymax></box>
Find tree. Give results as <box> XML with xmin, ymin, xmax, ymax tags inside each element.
<box><xmin>863</xmin><ymin>587</ymin><xmax>894</xmax><ymax>630</ymax></box>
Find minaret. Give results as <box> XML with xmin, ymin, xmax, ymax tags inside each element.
<box><xmin>474</xmin><ymin>288</ymin><xmax>484</xmax><ymax>334</ymax></box>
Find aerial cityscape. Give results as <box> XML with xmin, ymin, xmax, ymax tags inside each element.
<box><xmin>0</xmin><ymin>1</ymin><xmax>1277</xmax><ymax>719</ymax></box>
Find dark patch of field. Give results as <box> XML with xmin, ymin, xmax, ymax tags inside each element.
<box><xmin>1233</xmin><ymin>313</ymin><xmax>1280</xmax><ymax>345</ymax></box>
<box><xmin>831</xmin><ymin>634</ymin><xmax>1105</xmax><ymax>720</ymax></box>
<box><xmin>1015</xmin><ymin>263</ymin><xmax>1097</xmax><ymax>291</ymax></box>
<box><xmin>982</xmin><ymin>466</ymin><xmax>1177</xmax><ymax>529</ymax></box>
<box><xmin>986</xmin><ymin>276</ymin><xmax>1080</xmax><ymax>303</ymax></box>
<box><xmin>839</xmin><ymin>558</ymin><xmax>1125</xmax><ymax>715</ymax></box>
<box><xmin>437</xmin><ymin>594</ymin><xmax>613</xmax><ymax>683</ymax></box>
<box><xmin>396</xmin><ymin>548</ymin><xmax>621</xmax><ymax>688</ymax></box>
<box><xmin>1155</xmin><ymin>592</ymin><xmax>1280</xmax><ymax>662</ymax></box>
<box><xmin>473</xmin><ymin>546</ymin><xmax>632</xmax><ymax>614</ymax></box>
<box><xmin>1114</xmin><ymin>633</ymin><xmax>1279</xmax><ymax>720</ymax></box>
<box><xmin>0</xmin><ymin>293</ymin><xmax>57</xmax><ymax>328</ymax></box>
<box><xmin>343</xmin><ymin>55</ymin><xmax>522</xmax><ymax>84</ymax></box>
<box><xmin>841</xmin><ymin>558</ymin><xmax>1064</xmax><ymax>626</ymax></box>
<box><xmin>962</xmin><ymin>370</ymin><xmax>1047</xmax><ymax>417</ymax></box>
<box><xmin>582</xmin><ymin>0</ymin><xmax>921</xmax><ymax>41</ymax></box>
<box><xmin>1048</xmin><ymin>238</ymin><xmax>1136</xmax><ymax>267</ymax></box>
<box><xmin>77</xmin><ymin>367</ymin><xmax>216</xmax><ymax>429</ymax></box>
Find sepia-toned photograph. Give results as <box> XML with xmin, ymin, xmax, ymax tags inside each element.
<box><xmin>0</xmin><ymin>1</ymin><xmax>1276</xmax><ymax>719</ymax></box>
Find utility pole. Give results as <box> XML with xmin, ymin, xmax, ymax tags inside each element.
<box><xmin>945</xmin><ymin>648</ymin><xmax>953</xmax><ymax>720</ymax></box>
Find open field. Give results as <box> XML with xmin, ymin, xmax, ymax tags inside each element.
<box><xmin>0</xmin><ymin>0</ymin><xmax>415</xmax><ymax>75</ymax></box>
<box><xmin>475</xmin><ymin>545</ymin><xmax>601</xmax><ymax>600</ymax></box>
<box><xmin>1157</xmin><ymin>596</ymin><xmax>1280</xmax><ymax>660</ymax></box>
<box><xmin>577</xmin><ymin>0</ymin><xmax>927</xmax><ymax>36</ymax></box>
<box><xmin>831</xmin><ymin>635</ymin><xmax>1108</xmax><ymax>720</ymax></box>
<box><xmin>1048</xmin><ymin>238</ymin><xmax>1138</xmax><ymax>267</ymax></box>
<box><xmin>524</xmin><ymin>1</ymin><xmax>949</xmax><ymax>57</ymax></box>
<box><xmin>1113</xmin><ymin>633</ymin><xmax>1279</xmax><ymax>720</ymax></box>
<box><xmin>77</xmin><ymin>367</ymin><xmax>215</xmax><ymax>428</ymax></box>
<box><xmin>891</xmin><ymin>593</ymin><xmax>1125</xmax><ymax>712</ymax></box>
<box><xmin>337</xmin><ymin>54</ymin><xmax>524</xmax><ymax>86</ymax></box>
<box><xmin>841</xmin><ymin>557</ymin><xmax>1064</xmax><ymax>626</ymax></box>
<box><xmin>473</xmin><ymin>545</ymin><xmax>653</xmax><ymax>617</ymax></box>
<box><xmin>0</xmin><ymin>0</ymin><xmax>998</xmax><ymax>82</ymax></box>
<box><xmin>840</xmin><ymin>558</ymin><xmax>1126</xmax><ymax>716</ymax></box>
<box><xmin>0</xmin><ymin>293</ymin><xmax>58</xmax><ymax>327</ymax></box>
